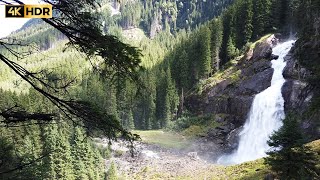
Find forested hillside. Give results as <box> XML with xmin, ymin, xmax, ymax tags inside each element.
<box><xmin>0</xmin><ymin>0</ymin><xmax>320</xmax><ymax>179</ymax></box>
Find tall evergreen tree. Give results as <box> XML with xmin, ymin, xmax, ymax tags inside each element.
<box><xmin>198</xmin><ymin>26</ymin><xmax>212</xmax><ymax>78</ymax></box>
<box><xmin>42</xmin><ymin>124</ymin><xmax>59</xmax><ymax>179</ymax></box>
<box><xmin>54</xmin><ymin>129</ymin><xmax>75</xmax><ymax>180</ymax></box>
<box><xmin>252</xmin><ymin>0</ymin><xmax>272</xmax><ymax>39</ymax></box>
<box><xmin>221</xmin><ymin>5</ymin><xmax>235</xmax><ymax>64</ymax></box>
<box><xmin>265</xmin><ymin>114</ymin><xmax>319</xmax><ymax>179</ymax></box>
<box><xmin>234</xmin><ymin>0</ymin><xmax>253</xmax><ymax>48</ymax></box>
<box><xmin>71</xmin><ymin>127</ymin><xmax>89</xmax><ymax>180</ymax></box>
<box><xmin>226</xmin><ymin>36</ymin><xmax>239</xmax><ymax>60</ymax></box>
<box><xmin>106</xmin><ymin>161</ymin><xmax>118</xmax><ymax>180</ymax></box>
<box><xmin>210</xmin><ymin>18</ymin><xmax>223</xmax><ymax>72</ymax></box>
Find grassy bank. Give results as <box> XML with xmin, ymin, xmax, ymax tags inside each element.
<box><xmin>133</xmin><ymin>130</ymin><xmax>191</xmax><ymax>149</ymax></box>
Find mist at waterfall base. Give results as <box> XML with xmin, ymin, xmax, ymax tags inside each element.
<box><xmin>217</xmin><ymin>40</ymin><xmax>296</xmax><ymax>165</ymax></box>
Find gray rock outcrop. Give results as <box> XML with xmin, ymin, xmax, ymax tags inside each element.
<box><xmin>185</xmin><ymin>35</ymin><xmax>280</xmax><ymax>159</ymax></box>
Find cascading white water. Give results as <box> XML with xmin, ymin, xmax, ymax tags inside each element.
<box><xmin>218</xmin><ymin>40</ymin><xmax>296</xmax><ymax>165</ymax></box>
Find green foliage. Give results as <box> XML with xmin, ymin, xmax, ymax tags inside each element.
<box><xmin>0</xmin><ymin>90</ymin><xmax>103</xmax><ymax>179</ymax></box>
<box><xmin>223</xmin><ymin>159</ymin><xmax>270</xmax><ymax>180</ymax></box>
<box><xmin>210</xmin><ymin>18</ymin><xmax>223</xmax><ymax>72</ymax></box>
<box><xmin>226</xmin><ymin>36</ymin><xmax>239</xmax><ymax>60</ymax></box>
<box><xmin>138</xmin><ymin>0</ymin><xmax>234</xmax><ymax>35</ymax></box>
<box><xmin>2</xmin><ymin>0</ymin><xmax>319</xmax><ymax>178</ymax></box>
<box><xmin>119</xmin><ymin>0</ymin><xmax>142</xmax><ymax>29</ymax></box>
<box><xmin>134</xmin><ymin>130</ymin><xmax>190</xmax><ymax>149</ymax></box>
<box><xmin>106</xmin><ymin>161</ymin><xmax>118</xmax><ymax>180</ymax></box>
<box><xmin>0</xmin><ymin>137</ymin><xmax>17</xmax><ymax>179</ymax></box>
<box><xmin>169</xmin><ymin>113</ymin><xmax>219</xmax><ymax>136</ymax></box>
<box><xmin>265</xmin><ymin>114</ymin><xmax>319</xmax><ymax>179</ymax></box>
<box><xmin>198</xmin><ymin>26</ymin><xmax>212</xmax><ymax>78</ymax></box>
<box><xmin>234</xmin><ymin>0</ymin><xmax>253</xmax><ymax>47</ymax></box>
<box><xmin>252</xmin><ymin>0</ymin><xmax>272</xmax><ymax>39</ymax></box>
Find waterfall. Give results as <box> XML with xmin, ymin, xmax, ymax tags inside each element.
<box><xmin>218</xmin><ymin>40</ymin><xmax>296</xmax><ymax>165</ymax></box>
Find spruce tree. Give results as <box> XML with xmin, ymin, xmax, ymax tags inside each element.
<box><xmin>210</xmin><ymin>18</ymin><xmax>223</xmax><ymax>72</ymax></box>
<box><xmin>42</xmin><ymin>124</ymin><xmax>58</xmax><ymax>179</ymax></box>
<box><xmin>127</xmin><ymin>109</ymin><xmax>135</xmax><ymax>130</ymax></box>
<box><xmin>265</xmin><ymin>114</ymin><xmax>319</xmax><ymax>179</ymax></box>
<box><xmin>106</xmin><ymin>161</ymin><xmax>118</xmax><ymax>180</ymax></box>
<box><xmin>71</xmin><ymin>127</ymin><xmax>89</xmax><ymax>179</ymax></box>
<box><xmin>253</xmin><ymin>0</ymin><xmax>272</xmax><ymax>39</ymax></box>
<box><xmin>226</xmin><ymin>36</ymin><xmax>238</xmax><ymax>60</ymax></box>
<box><xmin>221</xmin><ymin>6</ymin><xmax>235</xmax><ymax>64</ymax></box>
<box><xmin>198</xmin><ymin>26</ymin><xmax>212</xmax><ymax>78</ymax></box>
<box><xmin>54</xmin><ymin>129</ymin><xmax>75</xmax><ymax>180</ymax></box>
<box><xmin>234</xmin><ymin>0</ymin><xmax>253</xmax><ymax>48</ymax></box>
<box><xmin>177</xmin><ymin>50</ymin><xmax>189</xmax><ymax>90</ymax></box>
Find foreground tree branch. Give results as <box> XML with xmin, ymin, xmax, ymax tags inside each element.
<box><xmin>0</xmin><ymin>0</ymin><xmax>142</xmax><ymax>142</ymax></box>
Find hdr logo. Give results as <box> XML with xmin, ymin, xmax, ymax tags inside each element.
<box><xmin>5</xmin><ymin>4</ymin><xmax>52</xmax><ymax>18</ymax></box>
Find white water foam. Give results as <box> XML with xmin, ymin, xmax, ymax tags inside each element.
<box><xmin>218</xmin><ymin>40</ymin><xmax>296</xmax><ymax>165</ymax></box>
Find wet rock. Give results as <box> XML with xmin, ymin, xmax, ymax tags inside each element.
<box><xmin>270</xmin><ymin>54</ymin><xmax>279</xmax><ymax>60</ymax></box>
<box><xmin>226</xmin><ymin>127</ymin><xmax>243</xmax><ymax>150</ymax></box>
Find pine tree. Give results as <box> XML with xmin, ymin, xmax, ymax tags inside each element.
<box><xmin>54</xmin><ymin>129</ymin><xmax>75</xmax><ymax>180</ymax></box>
<box><xmin>127</xmin><ymin>108</ymin><xmax>135</xmax><ymax>130</ymax></box>
<box><xmin>176</xmin><ymin>50</ymin><xmax>189</xmax><ymax>90</ymax></box>
<box><xmin>91</xmin><ymin>147</ymin><xmax>104</xmax><ymax>179</ymax></box>
<box><xmin>270</xmin><ymin>0</ymin><xmax>290</xmax><ymax>31</ymax></box>
<box><xmin>106</xmin><ymin>161</ymin><xmax>118</xmax><ymax>180</ymax></box>
<box><xmin>71</xmin><ymin>127</ymin><xmax>89</xmax><ymax>179</ymax></box>
<box><xmin>265</xmin><ymin>114</ymin><xmax>319</xmax><ymax>179</ymax></box>
<box><xmin>221</xmin><ymin>5</ymin><xmax>235</xmax><ymax>64</ymax></box>
<box><xmin>253</xmin><ymin>0</ymin><xmax>272</xmax><ymax>39</ymax></box>
<box><xmin>198</xmin><ymin>26</ymin><xmax>212</xmax><ymax>78</ymax></box>
<box><xmin>226</xmin><ymin>36</ymin><xmax>238</xmax><ymax>60</ymax></box>
<box><xmin>165</xmin><ymin>67</ymin><xmax>179</xmax><ymax>121</ymax></box>
<box><xmin>0</xmin><ymin>136</ymin><xmax>17</xmax><ymax>180</ymax></box>
<box><xmin>42</xmin><ymin>124</ymin><xmax>58</xmax><ymax>179</ymax></box>
<box><xmin>234</xmin><ymin>0</ymin><xmax>253</xmax><ymax>48</ymax></box>
<box><xmin>210</xmin><ymin>18</ymin><xmax>223</xmax><ymax>72</ymax></box>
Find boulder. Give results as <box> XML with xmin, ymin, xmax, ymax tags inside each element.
<box><xmin>270</xmin><ymin>54</ymin><xmax>279</xmax><ymax>60</ymax></box>
<box><xmin>251</xmin><ymin>42</ymin><xmax>272</xmax><ymax>60</ymax></box>
<box><xmin>250</xmin><ymin>35</ymin><xmax>279</xmax><ymax>61</ymax></box>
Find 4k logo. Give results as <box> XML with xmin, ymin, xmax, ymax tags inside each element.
<box><xmin>5</xmin><ymin>5</ymin><xmax>52</xmax><ymax>18</ymax></box>
<box><xmin>5</xmin><ymin>5</ymin><xmax>24</xmax><ymax>18</ymax></box>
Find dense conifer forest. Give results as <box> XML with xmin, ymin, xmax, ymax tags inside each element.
<box><xmin>0</xmin><ymin>0</ymin><xmax>319</xmax><ymax>179</ymax></box>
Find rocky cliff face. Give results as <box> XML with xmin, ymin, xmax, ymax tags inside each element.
<box><xmin>187</xmin><ymin>35</ymin><xmax>320</xmax><ymax>160</ymax></box>
<box><xmin>282</xmin><ymin>48</ymin><xmax>320</xmax><ymax>140</ymax></box>
<box><xmin>186</xmin><ymin>35</ymin><xmax>320</xmax><ymax>160</ymax></box>
<box><xmin>185</xmin><ymin>35</ymin><xmax>281</xmax><ymax>158</ymax></box>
